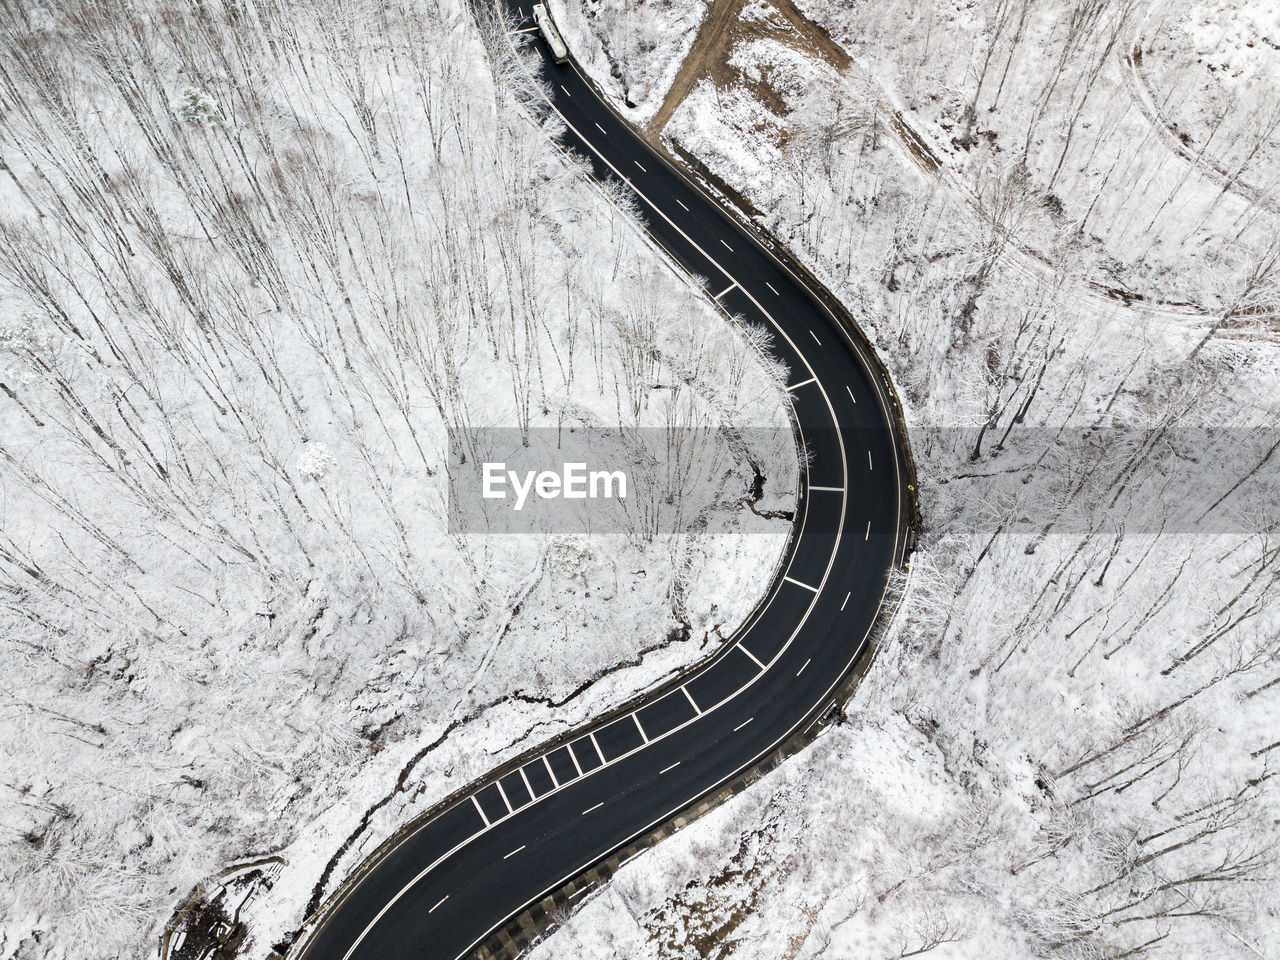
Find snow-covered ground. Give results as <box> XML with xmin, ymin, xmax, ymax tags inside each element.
<box><xmin>537</xmin><ymin>0</ymin><xmax>1280</xmax><ymax>957</ymax></box>
<box><xmin>1138</xmin><ymin>0</ymin><xmax>1280</xmax><ymax>193</ymax></box>
<box><xmin>546</xmin><ymin>0</ymin><xmax>710</xmax><ymax>124</ymax></box>
<box><xmin>792</xmin><ymin>0</ymin><xmax>1280</xmax><ymax>311</ymax></box>
<box><xmin>1177</xmin><ymin>0</ymin><xmax>1280</xmax><ymax>91</ymax></box>
<box><xmin>0</xmin><ymin>2</ymin><xmax>796</xmax><ymax>957</ymax></box>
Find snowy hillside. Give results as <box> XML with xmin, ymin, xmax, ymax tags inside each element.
<box><xmin>534</xmin><ymin>0</ymin><xmax>1280</xmax><ymax>957</ymax></box>
<box><xmin>0</xmin><ymin>1</ymin><xmax>797</xmax><ymax>957</ymax></box>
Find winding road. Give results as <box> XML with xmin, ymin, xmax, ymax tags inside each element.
<box><xmin>294</xmin><ymin>3</ymin><xmax>912</xmax><ymax>958</ymax></box>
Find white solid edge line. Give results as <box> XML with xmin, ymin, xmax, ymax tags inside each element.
<box><xmin>582</xmin><ymin>802</ymin><xmax>604</xmax><ymax>815</ymax></box>
<box><xmin>435</xmin><ymin>58</ymin><xmax>907</xmax><ymax>960</ymax></box>
<box><xmin>503</xmin><ymin>846</ymin><xmax>525</xmax><ymax>860</ymax></box>
<box><xmin>330</xmin><ymin>128</ymin><xmax>873</xmax><ymax>960</ymax></box>
<box><xmin>734</xmin><ymin>717</ymin><xmax>753</xmax><ymax>732</ymax></box>
<box><xmin>538</xmin><ymin>65</ymin><xmax>831</xmax><ymax>394</ymax></box>
<box><xmin>321</xmin><ymin>41</ymin><xmax>918</xmax><ymax>960</ymax></box>
<box><xmin>330</xmin><ymin>225</ymin><xmax>864</xmax><ymax>960</ymax></box>
<box><xmin>349</xmin><ymin>435</ymin><xmax>869</xmax><ymax>960</ymax></box>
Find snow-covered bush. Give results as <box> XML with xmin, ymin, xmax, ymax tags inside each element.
<box><xmin>173</xmin><ymin>86</ymin><xmax>228</xmax><ymax>130</ymax></box>
<box><xmin>295</xmin><ymin>443</ymin><xmax>335</xmax><ymax>482</ymax></box>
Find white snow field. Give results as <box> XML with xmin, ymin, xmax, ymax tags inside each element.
<box><xmin>0</xmin><ymin>1</ymin><xmax>796</xmax><ymax>957</ymax></box>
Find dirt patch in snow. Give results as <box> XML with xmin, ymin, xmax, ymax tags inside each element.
<box><xmin>647</xmin><ymin>0</ymin><xmax>850</xmax><ymax>139</ymax></box>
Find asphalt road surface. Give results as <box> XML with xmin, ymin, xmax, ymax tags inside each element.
<box><xmin>296</xmin><ymin>5</ymin><xmax>911</xmax><ymax>958</ymax></box>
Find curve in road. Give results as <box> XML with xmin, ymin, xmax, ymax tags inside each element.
<box><xmin>294</xmin><ymin>4</ymin><xmax>912</xmax><ymax>958</ymax></box>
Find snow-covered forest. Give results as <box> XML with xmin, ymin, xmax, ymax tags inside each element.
<box><xmin>0</xmin><ymin>1</ymin><xmax>797</xmax><ymax>957</ymax></box>
<box><xmin>537</xmin><ymin>0</ymin><xmax>1280</xmax><ymax>957</ymax></box>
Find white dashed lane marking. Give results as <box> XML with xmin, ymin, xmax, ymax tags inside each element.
<box><xmin>430</xmin><ymin>895</ymin><xmax>449</xmax><ymax>913</ymax></box>
<box><xmin>841</xmin><ymin>592</ymin><xmax>851</xmax><ymax>611</ymax></box>
<box><xmin>336</xmin><ymin>31</ymin><xmax>903</xmax><ymax>960</ymax></box>
<box><xmin>582</xmin><ymin>802</ymin><xmax>604</xmax><ymax>816</ymax></box>
<box><xmin>797</xmin><ymin>658</ymin><xmax>811</xmax><ymax>677</ymax></box>
<box><xmin>766</xmin><ymin>281</ymin><xmax>779</xmax><ymax>295</ymax></box>
<box><xmin>846</xmin><ymin>384</ymin><xmax>857</xmax><ymax>404</ymax></box>
<box><xmin>634</xmin><ymin>160</ymin><xmax>646</xmax><ymax>172</ymax></box>
<box><xmin>734</xmin><ymin>717</ymin><xmax>753</xmax><ymax>732</ymax></box>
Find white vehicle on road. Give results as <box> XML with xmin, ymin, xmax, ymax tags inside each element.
<box><xmin>532</xmin><ymin>3</ymin><xmax>569</xmax><ymax>63</ymax></box>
